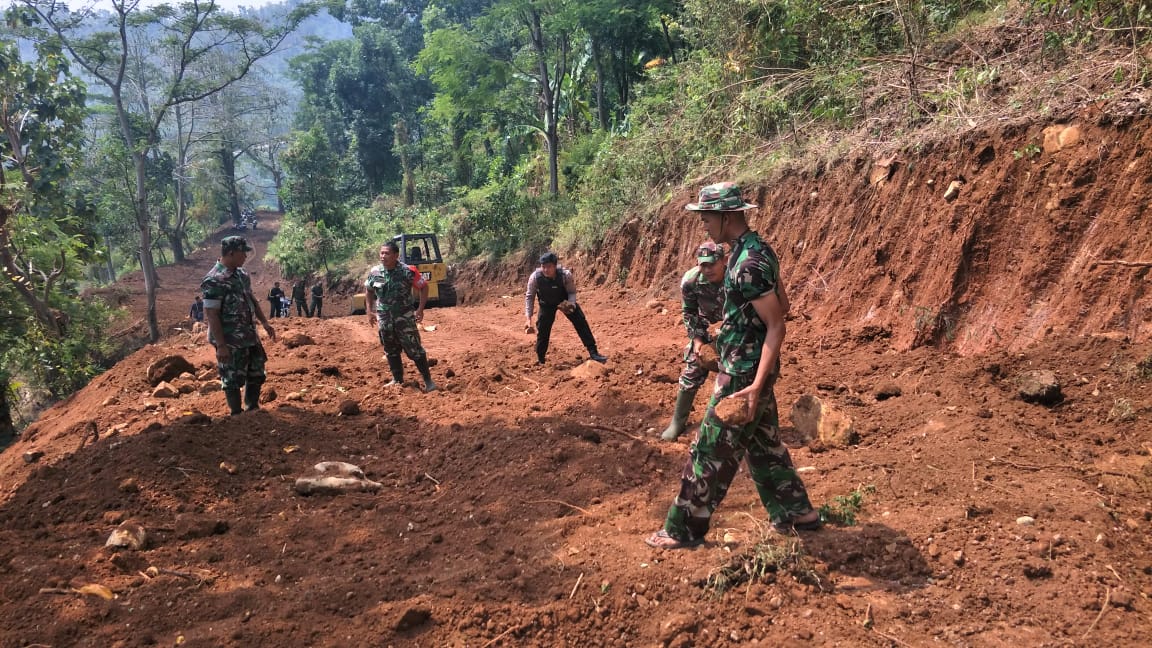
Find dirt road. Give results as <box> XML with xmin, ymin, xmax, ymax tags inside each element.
<box><xmin>0</xmin><ymin>217</ymin><xmax>1149</xmax><ymax>647</ymax></box>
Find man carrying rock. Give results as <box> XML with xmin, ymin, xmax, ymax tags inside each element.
<box><xmin>365</xmin><ymin>241</ymin><xmax>437</xmax><ymax>392</ymax></box>
<box><xmin>201</xmin><ymin>235</ymin><xmax>276</xmax><ymax>415</ymax></box>
<box><xmin>661</xmin><ymin>241</ymin><xmax>727</xmax><ymax>441</ymax></box>
<box><xmin>646</xmin><ymin>182</ymin><xmax>818</xmax><ymax>550</ymax></box>
<box><xmin>524</xmin><ymin>251</ymin><xmax>607</xmax><ymax>365</ymax></box>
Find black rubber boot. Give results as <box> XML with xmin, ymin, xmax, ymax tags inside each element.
<box><xmin>224</xmin><ymin>388</ymin><xmax>243</xmax><ymax>416</ymax></box>
<box><xmin>386</xmin><ymin>355</ymin><xmax>405</xmax><ymax>386</ymax></box>
<box><xmin>244</xmin><ymin>383</ymin><xmax>262</xmax><ymax>411</ymax></box>
<box><xmin>414</xmin><ymin>357</ymin><xmax>438</xmax><ymax>393</ymax></box>
<box><xmin>661</xmin><ymin>388</ymin><xmax>697</xmax><ymax>440</ymax></box>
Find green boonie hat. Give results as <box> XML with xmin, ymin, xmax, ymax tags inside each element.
<box><xmin>696</xmin><ymin>241</ymin><xmax>725</xmax><ymax>264</ymax></box>
<box><xmin>221</xmin><ymin>235</ymin><xmax>253</xmax><ymax>254</ymax></box>
<box><xmin>685</xmin><ymin>181</ymin><xmax>756</xmax><ymax>212</ymax></box>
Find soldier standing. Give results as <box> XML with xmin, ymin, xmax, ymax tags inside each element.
<box><xmin>310</xmin><ymin>281</ymin><xmax>324</xmax><ymax>318</ymax></box>
<box><xmin>661</xmin><ymin>241</ymin><xmax>727</xmax><ymax>441</ymax></box>
<box><xmin>365</xmin><ymin>241</ymin><xmax>437</xmax><ymax>392</ymax></box>
<box><xmin>524</xmin><ymin>252</ymin><xmax>607</xmax><ymax>365</ymax></box>
<box><xmin>291</xmin><ymin>280</ymin><xmax>308</xmax><ymax>317</ymax></box>
<box><xmin>646</xmin><ymin>182</ymin><xmax>818</xmax><ymax>550</ymax></box>
<box><xmin>201</xmin><ymin>236</ymin><xmax>276</xmax><ymax>415</ymax></box>
<box><xmin>267</xmin><ymin>281</ymin><xmax>285</xmax><ymax>318</ymax></box>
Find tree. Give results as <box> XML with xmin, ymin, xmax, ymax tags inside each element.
<box><xmin>0</xmin><ymin>35</ymin><xmax>103</xmax><ymax>439</ymax></box>
<box><xmin>16</xmin><ymin>0</ymin><xmax>317</xmax><ymax>342</ymax></box>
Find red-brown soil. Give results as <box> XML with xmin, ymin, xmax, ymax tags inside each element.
<box><xmin>3</xmin><ymin>124</ymin><xmax>1152</xmax><ymax>646</ymax></box>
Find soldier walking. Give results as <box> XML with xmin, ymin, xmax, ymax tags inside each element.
<box><xmin>661</xmin><ymin>241</ymin><xmax>727</xmax><ymax>441</ymax></box>
<box><xmin>310</xmin><ymin>281</ymin><xmax>324</xmax><ymax>318</ymax></box>
<box><xmin>201</xmin><ymin>236</ymin><xmax>276</xmax><ymax>415</ymax></box>
<box><xmin>646</xmin><ymin>182</ymin><xmax>818</xmax><ymax>550</ymax></box>
<box><xmin>365</xmin><ymin>241</ymin><xmax>437</xmax><ymax>392</ymax></box>
<box><xmin>291</xmin><ymin>280</ymin><xmax>308</xmax><ymax>317</ymax></box>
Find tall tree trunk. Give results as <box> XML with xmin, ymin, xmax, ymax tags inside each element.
<box><xmin>220</xmin><ymin>142</ymin><xmax>241</xmax><ymax>226</ymax></box>
<box><xmin>133</xmin><ymin>153</ymin><xmax>161</xmax><ymax>343</ymax></box>
<box><xmin>394</xmin><ymin>117</ymin><xmax>416</xmax><ymax>207</ymax></box>
<box><xmin>592</xmin><ymin>39</ymin><xmax>608</xmax><ymax>131</ymax></box>
<box><xmin>661</xmin><ymin>17</ymin><xmax>678</xmax><ymax>64</ymax></box>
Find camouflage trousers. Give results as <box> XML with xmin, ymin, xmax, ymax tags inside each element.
<box><xmin>678</xmin><ymin>342</ymin><xmax>713</xmax><ymax>391</ymax></box>
<box><xmin>663</xmin><ymin>371</ymin><xmax>814</xmax><ymax>542</ymax></box>
<box><xmin>377</xmin><ymin>311</ymin><xmax>428</xmax><ymax>362</ymax></box>
<box><xmin>216</xmin><ymin>344</ymin><xmax>267</xmax><ymax>390</ymax></box>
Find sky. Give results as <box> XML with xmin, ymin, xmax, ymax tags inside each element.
<box><xmin>11</xmin><ymin>0</ymin><xmax>287</xmax><ymax>13</ymax></box>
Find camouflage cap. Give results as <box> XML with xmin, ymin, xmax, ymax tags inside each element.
<box><xmin>221</xmin><ymin>235</ymin><xmax>253</xmax><ymax>254</ymax></box>
<box><xmin>696</xmin><ymin>241</ymin><xmax>725</xmax><ymax>264</ymax></box>
<box><xmin>685</xmin><ymin>182</ymin><xmax>756</xmax><ymax>212</ymax></box>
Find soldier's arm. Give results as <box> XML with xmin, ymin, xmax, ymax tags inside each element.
<box><xmin>524</xmin><ymin>272</ymin><xmax>538</xmax><ymax>324</ymax></box>
<box><xmin>740</xmin><ymin>291</ymin><xmax>786</xmax><ymax>402</ymax></box>
<box><xmin>681</xmin><ymin>276</ymin><xmax>707</xmax><ymax>344</ymax></box>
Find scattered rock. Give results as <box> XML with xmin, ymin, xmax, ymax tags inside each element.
<box><xmin>1022</xmin><ymin>561</ymin><xmax>1052</xmax><ymax>579</ymax></box>
<box><xmin>1017</xmin><ymin>516</ymin><xmax>1036</xmax><ymax>526</ymax></box>
<box><xmin>286</xmin><ymin>391</ymin><xmax>304</xmax><ymax>401</ymax></box>
<box><xmin>147</xmin><ymin>355</ymin><xmax>196</xmax><ymax>386</ymax></box>
<box><xmin>714</xmin><ymin>397</ymin><xmax>753</xmax><ymax>426</ymax></box>
<box><xmin>174</xmin><ymin>411</ymin><xmax>211</xmax><ymax>426</ymax></box>
<box><xmin>22</xmin><ymin>451</ymin><xmax>44</xmax><ymax>464</ymax></box>
<box><xmin>151</xmin><ymin>381</ymin><xmax>180</xmax><ymax>398</ymax></box>
<box><xmin>645</xmin><ymin>299</ymin><xmax>665</xmax><ymax>310</ymax></box>
<box><xmin>198</xmin><ymin>383</ymin><xmax>219</xmax><ymax>395</ymax></box>
<box><xmin>294</xmin><ymin>476</ymin><xmax>383</xmax><ymax>496</ymax></box>
<box><xmin>106</xmin><ymin>521</ymin><xmax>147</xmax><ymax>550</ymax></box>
<box><xmin>394</xmin><ymin>606</ymin><xmax>432</xmax><ymax>631</ymax></box>
<box><xmin>874</xmin><ymin>383</ymin><xmax>902</xmax><ymax>401</ymax></box>
<box><xmin>318</xmin><ymin>366</ymin><xmax>341</xmax><ymax>376</ymax></box>
<box><xmin>790</xmin><ymin>394</ymin><xmax>859</xmax><ymax>447</ymax></box>
<box><xmin>696</xmin><ymin>343</ymin><xmax>720</xmax><ymax>372</ymax></box>
<box><xmin>943</xmin><ymin>179</ymin><xmax>963</xmax><ymax>201</ymax></box>
<box><xmin>118</xmin><ymin>478</ymin><xmax>140</xmax><ymax>493</ymax></box>
<box><xmin>444</xmin><ymin>368</ymin><xmax>456</xmax><ymax>378</ymax></box>
<box><xmin>175</xmin><ymin>514</ymin><xmax>230</xmax><ymax>539</ymax></box>
<box><xmin>952</xmin><ymin>550</ymin><xmax>965</xmax><ymax>566</ymax></box>
<box><xmin>1017</xmin><ymin>370</ymin><xmax>1063</xmax><ymax>405</ymax></box>
<box><xmin>101</xmin><ymin>396</ymin><xmax>119</xmax><ymax>407</ymax></box>
<box><xmin>338</xmin><ymin>400</ymin><xmax>361</xmax><ymax>416</ymax></box>
<box><xmin>260</xmin><ymin>387</ymin><xmax>277</xmax><ymax>404</ymax></box>
<box><xmin>219</xmin><ymin>462</ymin><xmax>237</xmax><ymax>475</ymax></box>
<box><xmin>570</xmin><ymin>360</ymin><xmax>610</xmax><ymax>379</ymax></box>
<box><xmin>1110</xmin><ymin>590</ymin><xmax>1135</xmax><ymax>610</ymax></box>
<box><xmin>281</xmin><ymin>333</ymin><xmax>315</xmax><ymax>349</ymax></box>
<box><xmin>314</xmin><ymin>461</ymin><xmax>366</xmax><ymax>478</ymax></box>
<box><xmin>658</xmin><ymin>613</ymin><xmax>698</xmax><ymax>644</ymax></box>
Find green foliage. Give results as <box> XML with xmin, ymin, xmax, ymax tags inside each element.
<box><xmin>1013</xmin><ymin>143</ymin><xmax>1042</xmax><ymax>159</ymax></box>
<box><xmin>818</xmin><ymin>484</ymin><xmax>877</xmax><ymax>526</ymax></box>
<box><xmin>704</xmin><ymin>535</ymin><xmax>825</xmax><ymax>596</ymax></box>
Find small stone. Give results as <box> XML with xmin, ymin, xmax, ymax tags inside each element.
<box><xmin>1124</xmin><ymin>518</ymin><xmax>1141</xmax><ymax>531</ymax></box>
<box><xmin>286</xmin><ymin>391</ymin><xmax>303</xmax><ymax>401</ymax></box>
<box><xmin>1017</xmin><ymin>516</ymin><xmax>1036</xmax><ymax>526</ymax></box>
<box><xmin>22</xmin><ymin>451</ymin><xmax>44</xmax><ymax>464</ymax></box>
<box><xmin>219</xmin><ymin>462</ymin><xmax>237</xmax><ymax>475</ymax></box>
<box><xmin>394</xmin><ymin>607</ymin><xmax>432</xmax><ymax>631</ymax></box>
<box><xmin>952</xmin><ymin>550</ymin><xmax>966</xmax><ymax>566</ymax></box>
<box><xmin>874</xmin><ymin>383</ymin><xmax>902</xmax><ymax>400</ymax></box>
<box><xmin>118</xmin><ymin>478</ymin><xmax>140</xmax><ymax>493</ymax></box>
<box><xmin>927</xmin><ymin>543</ymin><xmax>941</xmax><ymax>558</ymax></box>
<box><xmin>338</xmin><ymin>400</ymin><xmax>361</xmax><ymax>416</ymax></box>
<box><xmin>151</xmin><ymin>381</ymin><xmax>179</xmax><ymax>398</ymax></box>
<box><xmin>1110</xmin><ymin>590</ymin><xmax>1135</xmax><ymax>610</ymax></box>
<box><xmin>106</xmin><ymin>521</ymin><xmax>147</xmax><ymax>550</ymax></box>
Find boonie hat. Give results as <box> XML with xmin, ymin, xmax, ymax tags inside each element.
<box><xmin>696</xmin><ymin>241</ymin><xmax>724</xmax><ymax>264</ymax></box>
<box><xmin>685</xmin><ymin>181</ymin><xmax>756</xmax><ymax>212</ymax></box>
<box><xmin>221</xmin><ymin>235</ymin><xmax>253</xmax><ymax>254</ymax></box>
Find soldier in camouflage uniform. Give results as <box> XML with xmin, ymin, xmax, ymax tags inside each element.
<box><xmin>660</xmin><ymin>241</ymin><xmax>727</xmax><ymax>441</ymax></box>
<box><xmin>365</xmin><ymin>241</ymin><xmax>437</xmax><ymax>392</ymax></box>
<box><xmin>201</xmin><ymin>235</ymin><xmax>277</xmax><ymax>415</ymax></box>
<box><xmin>647</xmin><ymin>182</ymin><xmax>819</xmax><ymax>550</ymax></box>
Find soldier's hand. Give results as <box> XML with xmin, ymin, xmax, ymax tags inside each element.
<box><xmin>558</xmin><ymin>301</ymin><xmax>575</xmax><ymax>315</ymax></box>
<box><xmin>415</xmin><ymin>308</ymin><xmax>424</xmax><ymax>323</ymax></box>
<box><xmin>262</xmin><ymin>321</ymin><xmax>276</xmax><ymax>342</ymax></box>
<box><xmin>215</xmin><ymin>345</ymin><xmax>232</xmax><ymax>363</ymax></box>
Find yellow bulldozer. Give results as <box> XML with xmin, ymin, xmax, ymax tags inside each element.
<box><xmin>351</xmin><ymin>233</ymin><xmax>456</xmax><ymax>315</ymax></box>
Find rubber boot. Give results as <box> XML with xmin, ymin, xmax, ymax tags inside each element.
<box><xmin>224</xmin><ymin>388</ymin><xmax>243</xmax><ymax>416</ymax></box>
<box><xmin>414</xmin><ymin>357</ymin><xmax>438</xmax><ymax>393</ymax></box>
<box><xmin>660</xmin><ymin>389</ymin><xmax>697</xmax><ymax>440</ymax></box>
<box><xmin>385</xmin><ymin>355</ymin><xmax>404</xmax><ymax>387</ymax></box>
<box><xmin>244</xmin><ymin>383</ymin><xmax>262</xmax><ymax>411</ymax></box>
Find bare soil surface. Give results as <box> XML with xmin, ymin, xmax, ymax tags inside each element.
<box><xmin>2</xmin><ymin>191</ymin><xmax>1151</xmax><ymax>647</ymax></box>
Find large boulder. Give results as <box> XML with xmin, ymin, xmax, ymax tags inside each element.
<box><xmin>147</xmin><ymin>355</ymin><xmax>195</xmax><ymax>387</ymax></box>
<box><xmin>790</xmin><ymin>394</ymin><xmax>859</xmax><ymax>448</ymax></box>
<box><xmin>1018</xmin><ymin>370</ymin><xmax>1063</xmax><ymax>405</ymax></box>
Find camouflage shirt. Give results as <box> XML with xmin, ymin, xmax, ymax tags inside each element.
<box><xmin>680</xmin><ymin>266</ymin><xmax>724</xmax><ymax>341</ymax></box>
<box><xmin>716</xmin><ymin>230</ymin><xmax>782</xmax><ymax>377</ymax></box>
<box><xmin>200</xmin><ymin>261</ymin><xmax>260</xmax><ymax>348</ymax></box>
<box><xmin>365</xmin><ymin>263</ymin><xmax>428</xmax><ymax>313</ymax></box>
